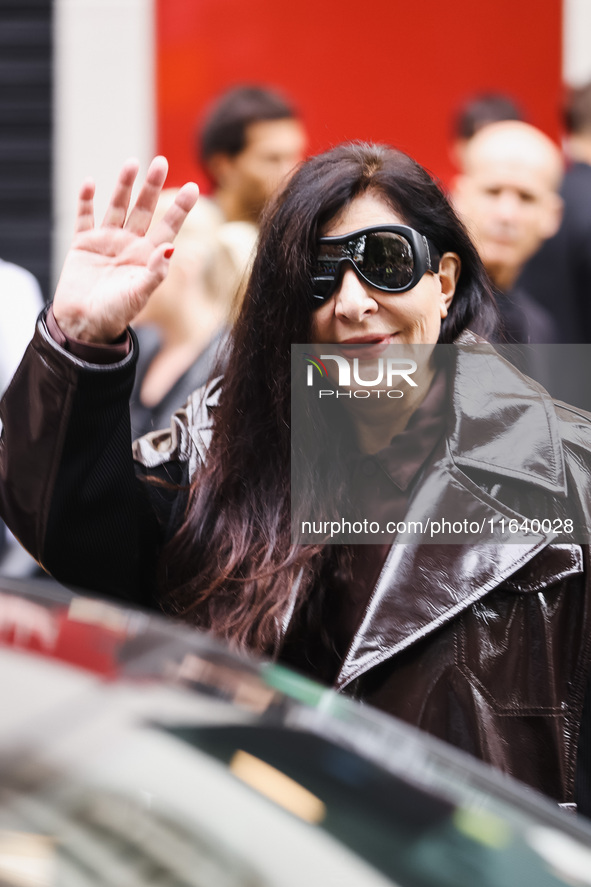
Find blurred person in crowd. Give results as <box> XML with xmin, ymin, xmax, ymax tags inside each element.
<box><xmin>129</xmin><ymin>190</ymin><xmax>239</xmax><ymax>439</ymax></box>
<box><xmin>198</xmin><ymin>84</ymin><xmax>307</xmax><ymax>226</ymax></box>
<box><xmin>129</xmin><ymin>86</ymin><xmax>305</xmax><ymax>436</ymax></box>
<box><xmin>0</xmin><ymin>257</ymin><xmax>44</xmax><ymax>393</ymax></box>
<box><xmin>451</xmin><ymin>92</ymin><xmax>523</xmax><ymax>172</ymax></box>
<box><xmin>453</xmin><ymin>120</ymin><xmax>562</xmax><ymax>343</ymax></box>
<box><xmin>185</xmin><ymin>85</ymin><xmax>306</xmax><ymax>324</ymax></box>
<box><xmin>519</xmin><ymin>81</ymin><xmax>591</xmax><ymax>342</ymax></box>
<box><xmin>0</xmin><ymin>257</ymin><xmax>44</xmax><ymax>576</ymax></box>
<box><xmin>5</xmin><ymin>147</ymin><xmax>591</xmax><ymax>816</ymax></box>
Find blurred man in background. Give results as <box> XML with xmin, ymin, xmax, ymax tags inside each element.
<box><xmin>519</xmin><ymin>81</ymin><xmax>591</xmax><ymax>342</ymax></box>
<box><xmin>191</xmin><ymin>85</ymin><xmax>307</xmax><ymax>311</ymax></box>
<box><xmin>198</xmin><ymin>85</ymin><xmax>307</xmax><ymax>225</ymax></box>
<box><xmin>451</xmin><ymin>92</ymin><xmax>524</xmax><ymax>173</ymax></box>
<box><xmin>453</xmin><ymin>120</ymin><xmax>562</xmax><ymax>343</ymax></box>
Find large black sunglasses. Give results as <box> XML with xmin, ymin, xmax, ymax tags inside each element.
<box><xmin>311</xmin><ymin>224</ymin><xmax>441</xmax><ymax>305</ymax></box>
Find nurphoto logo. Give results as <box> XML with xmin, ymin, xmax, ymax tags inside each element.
<box><xmin>304</xmin><ymin>352</ymin><xmax>418</xmax><ymax>399</ymax></box>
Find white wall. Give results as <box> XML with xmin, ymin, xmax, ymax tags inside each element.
<box><xmin>53</xmin><ymin>0</ymin><xmax>154</xmax><ymax>283</ymax></box>
<box><xmin>564</xmin><ymin>0</ymin><xmax>591</xmax><ymax>85</ymax></box>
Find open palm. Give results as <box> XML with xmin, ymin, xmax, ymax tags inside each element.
<box><xmin>53</xmin><ymin>156</ymin><xmax>199</xmax><ymax>343</ymax></box>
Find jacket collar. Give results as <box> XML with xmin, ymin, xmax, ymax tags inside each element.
<box><xmin>449</xmin><ymin>338</ymin><xmax>566</xmax><ymax>494</ymax></box>
<box><xmin>336</xmin><ymin>341</ymin><xmax>569</xmax><ymax>690</ymax></box>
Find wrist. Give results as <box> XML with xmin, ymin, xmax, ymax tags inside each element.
<box><xmin>47</xmin><ymin>305</ymin><xmax>131</xmax><ymax>362</ymax></box>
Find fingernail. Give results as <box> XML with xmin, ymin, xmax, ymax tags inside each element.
<box><xmin>164</xmin><ymin>248</ymin><xmax>174</xmax><ymax>259</ymax></box>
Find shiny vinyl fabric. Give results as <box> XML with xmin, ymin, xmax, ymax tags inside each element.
<box><xmin>1</xmin><ymin>316</ymin><xmax>591</xmax><ymax>806</ymax></box>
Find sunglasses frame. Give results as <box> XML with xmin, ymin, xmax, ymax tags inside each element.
<box><xmin>311</xmin><ymin>224</ymin><xmax>441</xmax><ymax>305</ymax></box>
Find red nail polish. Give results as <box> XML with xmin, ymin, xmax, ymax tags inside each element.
<box><xmin>164</xmin><ymin>247</ymin><xmax>174</xmax><ymax>259</ymax></box>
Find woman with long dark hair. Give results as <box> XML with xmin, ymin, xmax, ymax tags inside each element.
<box><xmin>160</xmin><ymin>143</ymin><xmax>496</xmax><ymax>653</ymax></box>
<box><xmin>2</xmin><ymin>144</ymin><xmax>591</xmax><ymax>813</ymax></box>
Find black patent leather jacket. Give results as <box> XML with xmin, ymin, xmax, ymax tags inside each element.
<box><xmin>1</xmin><ymin>312</ymin><xmax>591</xmax><ymax>808</ymax></box>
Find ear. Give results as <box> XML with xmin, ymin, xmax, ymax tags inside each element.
<box><xmin>540</xmin><ymin>192</ymin><xmax>563</xmax><ymax>240</ymax></box>
<box><xmin>437</xmin><ymin>252</ymin><xmax>461</xmax><ymax>318</ymax></box>
<box><xmin>449</xmin><ymin>174</ymin><xmax>470</xmax><ymax>216</ymax></box>
<box><xmin>206</xmin><ymin>153</ymin><xmax>236</xmax><ymax>188</ymax></box>
<box><xmin>450</xmin><ymin>140</ymin><xmax>469</xmax><ymax>175</ymax></box>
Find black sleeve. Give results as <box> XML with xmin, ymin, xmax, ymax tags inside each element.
<box><xmin>0</xmin><ymin>310</ymin><xmax>180</xmax><ymax>609</ymax></box>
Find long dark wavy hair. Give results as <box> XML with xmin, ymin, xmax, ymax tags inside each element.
<box><xmin>161</xmin><ymin>142</ymin><xmax>497</xmax><ymax>654</ymax></box>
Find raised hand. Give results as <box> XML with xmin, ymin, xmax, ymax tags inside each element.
<box><xmin>53</xmin><ymin>156</ymin><xmax>199</xmax><ymax>343</ymax></box>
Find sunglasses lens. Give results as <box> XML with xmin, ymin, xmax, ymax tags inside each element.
<box><xmin>311</xmin><ymin>276</ymin><xmax>335</xmax><ymax>301</ymax></box>
<box><xmin>314</xmin><ymin>245</ymin><xmax>344</xmax><ymax>277</ymax></box>
<box><xmin>313</xmin><ymin>231</ymin><xmax>416</xmax><ymax>301</ymax></box>
<box><xmin>312</xmin><ymin>244</ymin><xmax>344</xmax><ymax>301</ymax></box>
<box><xmin>361</xmin><ymin>232</ymin><xmax>414</xmax><ymax>289</ymax></box>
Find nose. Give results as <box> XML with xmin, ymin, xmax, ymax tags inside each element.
<box><xmin>494</xmin><ymin>189</ymin><xmax>520</xmax><ymax>225</ymax></box>
<box><xmin>333</xmin><ymin>266</ymin><xmax>379</xmax><ymax>322</ymax></box>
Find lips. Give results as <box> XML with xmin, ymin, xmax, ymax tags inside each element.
<box><xmin>338</xmin><ymin>334</ymin><xmax>398</xmax><ymax>358</ymax></box>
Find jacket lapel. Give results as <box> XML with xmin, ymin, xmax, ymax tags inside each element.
<box><xmin>336</xmin><ymin>344</ymin><xmax>569</xmax><ymax>690</ymax></box>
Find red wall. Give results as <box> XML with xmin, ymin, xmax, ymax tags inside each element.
<box><xmin>156</xmin><ymin>0</ymin><xmax>562</xmax><ymax>192</ymax></box>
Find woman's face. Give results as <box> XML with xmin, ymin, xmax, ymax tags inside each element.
<box><xmin>310</xmin><ymin>192</ymin><xmax>460</xmax><ymax>346</ymax></box>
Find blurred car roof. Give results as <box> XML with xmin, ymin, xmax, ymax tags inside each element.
<box><xmin>1</xmin><ymin>574</ymin><xmax>591</xmax><ymax>887</ymax></box>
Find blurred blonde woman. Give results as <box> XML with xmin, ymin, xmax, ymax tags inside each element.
<box><xmin>130</xmin><ymin>189</ymin><xmax>256</xmax><ymax>437</ymax></box>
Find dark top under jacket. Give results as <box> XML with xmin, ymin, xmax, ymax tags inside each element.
<box><xmin>2</xmin><ymin>307</ymin><xmax>591</xmax><ymax>814</ymax></box>
<box><xmin>281</xmin><ymin>369</ymin><xmax>448</xmax><ymax>686</ymax></box>
<box><xmin>129</xmin><ymin>324</ymin><xmax>228</xmax><ymax>441</ymax></box>
<box><xmin>519</xmin><ymin>161</ymin><xmax>591</xmax><ymax>344</ymax></box>
<box><xmin>491</xmin><ymin>285</ymin><xmax>558</xmax><ymax>345</ymax></box>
